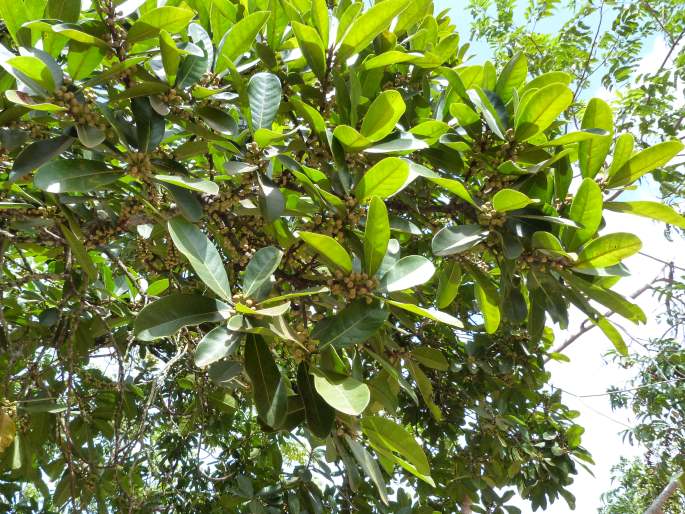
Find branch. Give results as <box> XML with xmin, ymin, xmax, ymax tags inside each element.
<box><xmin>644</xmin><ymin>471</ymin><xmax>683</xmax><ymax>514</ymax></box>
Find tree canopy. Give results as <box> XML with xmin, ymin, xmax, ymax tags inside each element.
<box><xmin>0</xmin><ymin>0</ymin><xmax>684</xmax><ymax>513</ymax></box>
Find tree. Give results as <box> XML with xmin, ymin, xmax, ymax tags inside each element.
<box><xmin>0</xmin><ymin>0</ymin><xmax>683</xmax><ymax>512</ymax></box>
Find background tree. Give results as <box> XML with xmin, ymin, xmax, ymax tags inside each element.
<box><xmin>0</xmin><ymin>0</ymin><xmax>683</xmax><ymax>513</ymax></box>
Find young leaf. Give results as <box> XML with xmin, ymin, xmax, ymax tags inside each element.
<box><xmin>354</xmin><ymin>157</ymin><xmax>410</xmax><ymax>201</ymax></box>
<box><xmin>561</xmin><ymin>177</ymin><xmax>603</xmax><ymax>250</ymax></box>
<box><xmin>606</xmin><ymin>140</ymin><xmax>685</xmax><ymax>188</ymax></box>
<box><xmin>495</xmin><ymin>52</ymin><xmax>527</xmax><ymax>103</ymax></box>
<box><xmin>574</xmin><ymin>233</ymin><xmax>642</xmax><ymax>269</ymax></box>
<box><xmin>312</xmin><ymin>300</ymin><xmax>388</xmax><ymax>349</ymax></box>
<box><xmin>604</xmin><ymin>201</ymin><xmax>685</xmax><ymax>229</ymax></box>
<box><xmin>134</xmin><ymin>294</ymin><xmax>232</xmax><ymax>341</ymax></box>
<box><xmin>337</xmin><ymin>0</ymin><xmax>409</xmax><ymax>61</ymax></box>
<box><xmin>244</xmin><ymin>334</ymin><xmax>288</xmax><ymax>428</ymax></box>
<box><xmin>515</xmin><ymin>83</ymin><xmax>573</xmax><ymax>141</ymax></box>
<box><xmin>364</xmin><ymin>196</ymin><xmax>390</xmax><ymax>276</ymax></box>
<box><xmin>360</xmin><ymin>90</ymin><xmax>406</xmax><ymax>142</ymax></box>
<box><xmin>578</xmin><ymin>98</ymin><xmax>613</xmax><ymax>179</ymax></box>
<box><xmin>127</xmin><ymin>6</ymin><xmax>195</xmax><ymax>43</ymax></box>
<box><xmin>292</xmin><ymin>21</ymin><xmax>326</xmax><ymax>80</ymax></box>
<box><xmin>168</xmin><ymin>216</ymin><xmax>232</xmax><ymax>301</ymax></box>
<box><xmin>299</xmin><ymin>231</ymin><xmax>353</xmax><ymax>273</ymax></box>
<box><xmin>492</xmin><ymin>188</ymin><xmax>534</xmax><ymax>212</ymax></box>
<box><xmin>215</xmin><ymin>11</ymin><xmax>270</xmax><ymax>72</ymax></box>
<box><xmin>378</xmin><ymin>256</ymin><xmax>435</xmax><ymax>292</ymax></box>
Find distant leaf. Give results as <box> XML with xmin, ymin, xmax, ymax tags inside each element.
<box><xmin>299</xmin><ymin>231</ymin><xmax>353</xmax><ymax>273</ymax></box>
<box><xmin>194</xmin><ymin>325</ymin><xmax>242</xmax><ymax>367</ymax></box>
<box><xmin>312</xmin><ymin>300</ymin><xmax>388</xmax><ymax>349</ymax></box>
<box><xmin>168</xmin><ymin>216</ymin><xmax>232</xmax><ymax>301</ymax></box>
<box><xmin>134</xmin><ymin>294</ymin><xmax>232</xmax><ymax>341</ymax></box>
<box><xmin>344</xmin><ymin>435</ymin><xmax>389</xmax><ymax>504</ymax></box>
<box><xmin>412</xmin><ymin>347</ymin><xmax>448</xmax><ymax>370</ymax></box>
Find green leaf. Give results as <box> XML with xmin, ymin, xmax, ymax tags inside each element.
<box><xmin>168</xmin><ymin>216</ymin><xmax>232</xmax><ymax>301</ymax></box>
<box><xmin>6</xmin><ymin>55</ymin><xmax>55</xmax><ymax>92</ymax></box>
<box><xmin>194</xmin><ymin>325</ymin><xmax>241</xmax><ymax>367</ymax></box>
<box><xmin>604</xmin><ymin>201</ymin><xmax>685</xmax><ymax>229</ymax></box>
<box><xmin>292</xmin><ymin>21</ymin><xmax>326</xmax><ymax>80</ymax></box>
<box><xmin>132</xmin><ymin>97</ymin><xmax>165</xmax><ymax>152</ymax></box>
<box><xmin>297</xmin><ymin>363</ymin><xmax>335</xmax><ymax>438</ymax></box>
<box><xmin>5</xmin><ymin>90</ymin><xmax>64</xmax><ymax>112</ymax></box>
<box><xmin>160</xmin><ymin>30</ymin><xmax>182</xmax><ymax>85</ymax></box>
<box><xmin>364</xmin><ymin>196</ymin><xmax>390</xmax><ymax>276</ymax></box>
<box><xmin>361</xmin><ymin>416</ymin><xmax>431</xmax><ymax>478</ymax></box>
<box><xmin>492</xmin><ymin>188</ymin><xmax>534</xmax><ymax>212</ymax></box>
<box><xmin>574</xmin><ymin>233</ymin><xmax>642</xmax><ymax>269</ymax></box>
<box><xmin>344</xmin><ymin>435</ymin><xmax>389</xmax><ymax>504</ymax></box>
<box><xmin>378</xmin><ymin>256</ymin><xmax>435</xmax><ymax>292</ymax></box>
<box><xmin>312</xmin><ymin>300</ymin><xmax>388</xmax><ymax>349</ymax></box>
<box><xmin>243</xmin><ymin>246</ymin><xmax>283</xmax><ymax>299</ymax></box>
<box><xmin>154</xmin><ymin>175</ymin><xmax>219</xmax><ymax>195</ymax></box>
<box><xmin>360</xmin><ymin>90</ymin><xmax>406</xmax><ymax>142</ymax></box>
<box><xmin>134</xmin><ymin>294</ymin><xmax>232</xmax><ymax>341</ymax></box>
<box><xmin>333</xmin><ymin>125</ymin><xmax>372</xmax><ymax>151</ymax></box>
<box><xmin>436</xmin><ymin>261</ymin><xmax>462</xmax><ymax>309</ymax></box>
<box><xmin>25</xmin><ymin>21</ymin><xmax>110</xmax><ymax>49</ymax></box>
<box><xmin>412</xmin><ymin>347</ymin><xmax>448</xmax><ymax>370</ymax></box>
<box><xmin>495</xmin><ymin>52</ymin><xmax>527</xmax><ymax>103</ymax></box>
<box><xmin>431</xmin><ymin>224</ymin><xmax>488</xmax><ymax>256</ymax></box>
<box><xmin>406</xmin><ymin>359</ymin><xmax>442</xmax><ymax>420</ymax></box>
<box><xmin>127</xmin><ymin>6</ymin><xmax>195</xmax><ymax>44</ymax></box>
<box><xmin>215</xmin><ymin>11</ymin><xmax>270</xmax><ymax>73</ymax></box>
<box><xmin>427</xmin><ymin>177</ymin><xmax>477</xmax><ymax>206</ymax></box>
<box><xmin>578</xmin><ymin>98</ymin><xmax>613</xmax><ymax>179</ymax></box>
<box><xmin>386</xmin><ymin>300</ymin><xmax>462</xmax><ymax>327</ymax></box>
<box><xmin>338</xmin><ymin>0</ymin><xmax>409</xmax><ymax>61</ymax></box>
<box><xmin>244</xmin><ymin>334</ymin><xmax>288</xmax><ymax>428</ymax></box>
<box><xmin>34</xmin><ymin>158</ymin><xmax>120</xmax><ymax>193</ymax></box>
<box><xmin>59</xmin><ymin>223</ymin><xmax>97</xmax><ymax>281</ymax></box>
<box><xmin>354</xmin><ymin>157</ymin><xmax>410</xmax><ymax>201</ymax></box>
<box><xmin>515</xmin><ymin>83</ymin><xmax>573</xmax><ymax>141</ymax></box>
<box><xmin>314</xmin><ymin>373</ymin><xmax>370</xmax><ymax>415</ymax></box>
<box><xmin>607</xmin><ymin>133</ymin><xmax>634</xmax><ymax>177</ymax></box>
<box><xmin>248</xmin><ymin>72</ymin><xmax>282</xmax><ymax>131</ymax></box>
<box><xmin>299</xmin><ymin>231</ymin><xmax>353</xmax><ymax>273</ymax></box>
<box><xmin>561</xmin><ymin>177</ymin><xmax>603</xmax><ymax>250</ymax></box>
<box><xmin>11</xmin><ymin>134</ymin><xmax>73</xmax><ymax>181</ymax></box>
<box><xmin>541</xmin><ymin>129</ymin><xmax>610</xmax><ymax>147</ymax></box>
<box><xmin>606</xmin><ymin>140</ymin><xmax>684</xmax><ymax>188</ymax></box>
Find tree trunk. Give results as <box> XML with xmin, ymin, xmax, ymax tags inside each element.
<box><xmin>644</xmin><ymin>472</ymin><xmax>683</xmax><ymax>514</ymax></box>
<box><xmin>461</xmin><ymin>496</ymin><xmax>472</xmax><ymax>514</ymax></box>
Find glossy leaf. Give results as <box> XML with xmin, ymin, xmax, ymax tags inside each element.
<box><xmin>297</xmin><ymin>363</ymin><xmax>335</xmax><ymax>438</ymax></box>
<box><xmin>34</xmin><ymin>159</ymin><xmax>120</xmax><ymax>193</ymax></box>
<box><xmin>432</xmin><ymin>224</ymin><xmax>489</xmax><ymax>256</ymax></box>
<box><xmin>215</xmin><ymin>11</ymin><xmax>270</xmax><ymax>72</ymax></box>
<box><xmin>354</xmin><ymin>157</ymin><xmax>410</xmax><ymax>201</ymax></box>
<box><xmin>606</xmin><ymin>140</ymin><xmax>684</xmax><ymax>188</ymax></box>
<box><xmin>364</xmin><ymin>196</ymin><xmax>390</xmax><ymax>276</ymax></box>
<box><xmin>378</xmin><ymin>256</ymin><xmax>436</xmax><ymax>292</ymax></box>
<box><xmin>248</xmin><ymin>72</ymin><xmax>282</xmax><ymax>131</ymax></box>
<box><xmin>515</xmin><ymin>83</ymin><xmax>573</xmax><ymax>141</ymax></box>
<box><xmin>604</xmin><ymin>201</ymin><xmax>685</xmax><ymax>229</ymax></box>
<box><xmin>492</xmin><ymin>188</ymin><xmax>535</xmax><ymax>212</ymax></box>
<box><xmin>360</xmin><ymin>90</ymin><xmax>406</xmax><ymax>142</ymax></box>
<box><xmin>574</xmin><ymin>233</ymin><xmax>642</xmax><ymax>269</ymax></box>
<box><xmin>243</xmin><ymin>246</ymin><xmax>283</xmax><ymax>299</ymax></box>
<box><xmin>127</xmin><ymin>6</ymin><xmax>195</xmax><ymax>43</ymax></box>
<box><xmin>244</xmin><ymin>334</ymin><xmax>288</xmax><ymax>428</ymax></box>
<box><xmin>314</xmin><ymin>373</ymin><xmax>370</xmax><ymax>415</ymax></box>
<box><xmin>312</xmin><ymin>300</ymin><xmax>388</xmax><ymax>349</ymax></box>
<box><xmin>578</xmin><ymin>98</ymin><xmax>613</xmax><ymax>179</ymax></box>
<box><xmin>299</xmin><ymin>231</ymin><xmax>353</xmax><ymax>273</ymax></box>
<box><xmin>194</xmin><ymin>325</ymin><xmax>242</xmax><ymax>367</ymax></box>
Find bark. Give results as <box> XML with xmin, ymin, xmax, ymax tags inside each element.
<box><xmin>644</xmin><ymin>472</ymin><xmax>683</xmax><ymax>514</ymax></box>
